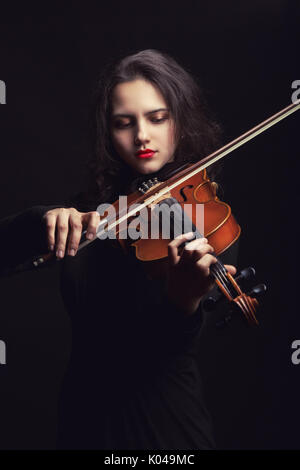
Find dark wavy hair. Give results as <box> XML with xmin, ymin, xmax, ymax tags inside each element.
<box><xmin>77</xmin><ymin>49</ymin><xmax>223</xmax><ymax>209</ymax></box>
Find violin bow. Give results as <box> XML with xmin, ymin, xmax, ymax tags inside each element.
<box><xmin>28</xmin><ymin>100</ymin><xmax>300</xmax><ymax>269</ymax></box>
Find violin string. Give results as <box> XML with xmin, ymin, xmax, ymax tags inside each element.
<box><xmin>215</xmin><ymin>261</ymin><xmax>232</xmax><ymax>290</ymax></box>
<box><xmin>210</xmin><ymin>262</ymin><xmax>228</xmax><ymax>292</ymax></box>
<box><xmin>212</xmin><ymin>261</ymin><xmax>227</xmax><ymax>282</ymax></box>
<box><xmin>211</xmin><ymin>260</ymin><xmax>234</xmax><ymax>298</ymax></box>
<box><xmin>210</xmin><ymin>265</ymin><xmax>232</xmax><ymax>297</ymax></box>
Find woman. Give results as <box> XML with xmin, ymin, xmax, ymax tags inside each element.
<box><xmin>0</xmin><ymin>49</ymin><xmax>236</xmax><ymax>449</ymax></box>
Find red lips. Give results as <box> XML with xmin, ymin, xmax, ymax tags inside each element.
<box><xmin>135</xmin><ymin>149</ymin><xmax>156</xmax><ymax>159</ymax></box>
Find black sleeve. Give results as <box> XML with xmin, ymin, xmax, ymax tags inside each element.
<box><xmin>0</xmin><ymin>187</ymin><xmax>99</xmax><ymax>278</ymax></box>
<box><xmin>0</xmin><ymin>204</ymin><xmax>68</xmax><ymax>277</ymax></box>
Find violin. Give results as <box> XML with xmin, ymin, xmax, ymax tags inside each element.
<box><xmin>110</xmin><ymin>165</ymin><xmax>260</xmax><ymax>326</ymax></box>
<box><xmin>30</xmin><ymin>100</ymin><xmax>300</xmax><ymax>325</ymax></box>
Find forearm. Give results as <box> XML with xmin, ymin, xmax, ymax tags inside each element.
<box><xmin>0</xmin><ymin>205</ymin><xmax>63</xmax><ymax>276</ymax></box>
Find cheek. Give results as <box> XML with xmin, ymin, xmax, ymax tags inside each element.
<box><xmin>166</xmin><ymin>123</ymin><xmax>177</xmax><ymax>149</ymax></box>
<box><xmin>111</xmin><ymin>132</ymin><xmax>129</xmax><ymax>154</ymax></box>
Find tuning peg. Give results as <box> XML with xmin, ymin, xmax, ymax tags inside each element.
<box><xmin>202</xmin><ymin>288</ymin><xmax>225</xmax><ymax>311</ymax></box>
<box><xmin>247</xmin><ymin>284</ymin><xmax>267</xmax><ymax>298</ymax></box>
<box><xmin>235</xmin><ymin>266</ymin><xmax>256</xmax><ymax>283</ymax></box>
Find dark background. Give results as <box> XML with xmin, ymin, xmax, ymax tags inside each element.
<box><xmin>0</xmin><ymin>0</ymin><xmax>299</xmax><ymax>449</ymax></box>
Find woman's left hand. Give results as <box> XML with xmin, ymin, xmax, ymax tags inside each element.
<box><xmin>166</xmin><ymin>232</ymin><xmax>237</xmax><ymax>315</ymax></box>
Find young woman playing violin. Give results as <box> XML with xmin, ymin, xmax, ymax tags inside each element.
<box><xmin>0</xmin><ymin>49</ymin><xmax>237</xmax><ymax>449</ymax></box>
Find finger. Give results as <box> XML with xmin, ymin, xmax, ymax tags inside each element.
<box><xmin>82</xmin><ymin>211</ymin><xmax>101</xmax><ymax>240</ymax></box>
<box><xmin>195</xmin><ymin>253</ymin><xmax>218</xmax><ymax>277</ymax></box>
<box><xmin>178</xmin><ymin>237</ymin><xmax>209</xmax><ymax>260</ymax></box>
<box><xmin>169</xmin><ymin>231</ymin><xmax>197</xmax><ymax>248</ymax></box>
<box><xmin>178</xmin><ymin>241</ymin><xmax>214</xmax><ymax>266</ymax></box>
<box><xmin>43</xmin><ymin>212</ymin><xmax>57</xmax><ymax>252</ymax></box>
<box><xmin>66</xmin><ymin>214</ymin><xmax>83</xmax><ymax>256</ymax></box>
<box><xmin>168</xmin><ymin>232</ymin><xmax>197</xmax><ymax>266</ymax></box>
<box><xmin>182</xmin><ymin>237</ymin><xmax>208</xmax><ymax>251</ymax></box>
<box><xmin>224</xmin><ymin>264</ymin><xmax>237</xmax><ymax>276</ymax></box>
<box><xmin>168</xmin><ymin>232</ymin><xmax>208</xmax><ymax>264</ymax></box>
<box><xmin>55</xmin><ymin>209</ymin><xmax>71</xmax><ymax>258</ymax></box>
<box><xmin>168</xmin><ymin>241</ymin><xmax>180</xmax><ymax>267</ymax></box>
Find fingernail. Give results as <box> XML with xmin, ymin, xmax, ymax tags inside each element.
<box><xmin>49</xmin><ymin>245</ymin><xmax>54</xmax><ymax>251</ymax></box>
<box><xmin>86</xmin><ymin>232</ymin><xmax>94</xmax><ymax>240</ymax></box>
<box><xmin>56</xmin><ymin>249</ymin><xmax>64</xmax><ymax>258</ymax></box>
<box><xmin>69</xmin><ymin>249</ymin><xmax>75</xmax><ymax>256</ymax></box>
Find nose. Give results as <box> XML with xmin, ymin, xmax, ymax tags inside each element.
<box><xmin>134</xmin><ymin>121</ymin><xmax>150</xmax><ymax>147</ymax></box>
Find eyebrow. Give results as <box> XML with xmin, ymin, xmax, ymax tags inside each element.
<box><xmin>112</xmin><ymin>108</ymin><xmax>169</xmax><ymax>118</ymax></box>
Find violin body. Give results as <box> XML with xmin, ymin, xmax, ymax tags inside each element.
<box><xmin>115</xmin><ymin>168</ymin><xmax>241</xmax><ymax>262</ymax></box>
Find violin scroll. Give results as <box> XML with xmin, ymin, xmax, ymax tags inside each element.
<box><xmin>203</xmin><ymin>267</ymin><xmax>267</xmax><ymax>327</ymax></box>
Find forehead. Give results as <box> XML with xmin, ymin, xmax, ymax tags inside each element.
<box><xmin>110</xmin><ymin>79</ymin><xmax>167</xmax><ymax>113</ymax></box>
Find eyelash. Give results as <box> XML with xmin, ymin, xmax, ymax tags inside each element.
<box><xmin>152</xmin><ymin>117</ymin><xmax>168</xmax><ymax>123</ymax></box>
<box><xmin>114</xmin><ymin>117</ymin><xmax>168</xmax><ymax>129</ymax></box>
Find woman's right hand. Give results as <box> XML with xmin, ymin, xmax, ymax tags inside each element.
<box><xmin>42</xmin><ymin>207</ymin><xmax>100</xmax><ymax>258</ymax></box>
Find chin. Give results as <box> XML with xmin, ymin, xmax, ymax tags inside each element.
<box><xmin>135</xmin><ymin>160</ymin><xmax>165</xmax><ymax>175</ymax></box>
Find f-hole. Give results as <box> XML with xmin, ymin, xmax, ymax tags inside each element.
<box><xmin>179</xmin><ymin>185</ymin><xmax>193</xmax><ymax>202</ymax></box>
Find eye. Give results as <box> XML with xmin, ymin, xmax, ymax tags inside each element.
<box><xmin>113</xmin><ymin>120</ymin><xmax>132</xmax><ymax>129</ymax></box>
<box><xmin>150</xmin><ymin>116</ymin><xmax>168</xmax><ymax>124</ymax></box>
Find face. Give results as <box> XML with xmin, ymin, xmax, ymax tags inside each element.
<box><xmin>109</xmin><ymin>79</ymin><xmax>178</xmax><ymax>175</ymax></box>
